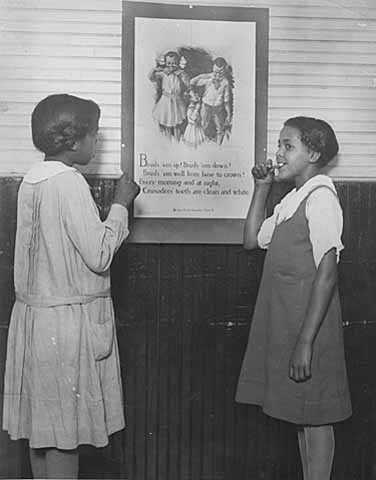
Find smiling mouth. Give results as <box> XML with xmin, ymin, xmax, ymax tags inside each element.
<box><xmin>276</xmin><ymin>161</ymin><xmax>286</xmax><ymax>169</ymax></box>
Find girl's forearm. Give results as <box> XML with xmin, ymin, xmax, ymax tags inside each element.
<box><xmin>148</xmin><ymin>68</ymin><xmax>162</xmax><ymax>81</ymax></box>
<box><xmin>243</xmin><ymin>184</ymin><xmax>271</xmax><ymax>249</ymax></box>
<box><xmin>297</xmin><ymin>249</ymin><xmax>337</xmax><ymax>345</ymax></box>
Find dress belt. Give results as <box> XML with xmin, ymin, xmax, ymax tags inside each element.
<box><xmin>162</xmin><ymin>91</ymin><xmax>179</xmax><ymax>98</ymax></box>
<box><xmin>15</xmin><ymin>289</ymin><xmax>111</xmax><ymax>308</ymax></box>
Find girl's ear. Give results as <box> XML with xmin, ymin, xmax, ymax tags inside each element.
<box><xmin>309</xmin><ymin>150</ymin><xmax>321</xmax><ymax>164</ymax></box>
<box><xmin>70</xmin><ymin>140</ymin><xmax>80</xmax><ymax>151</ymax></box>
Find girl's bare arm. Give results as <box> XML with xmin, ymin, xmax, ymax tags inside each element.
<box><xmin>289</xmin><ymin>248</ymin><xmax>338</xmax><ymax>382</ymax></box>
<box><xmin>243</xmin><ymin>163</ymin><xmax>273</xmax><ymax>249</ymax></box>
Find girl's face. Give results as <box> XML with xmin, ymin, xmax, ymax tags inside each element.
<box><xmin>189</xmin><ymin>90</ymin><xmax>200</xmax><ymax>103</ymax></box>
<box><xmin>157</xmin><ymin>55</ymin><xmax>165</xmax><ymax>67</ymax></box>
<box><xmin>275</xmin><ymin>126</ymin><xmax>317</xmax><ymax>187</ymax></box>
<box><xmin>74</xmin><ymin>128</ymin><xmax>99</xmax><ymax>166</ymax></box>
<box><xmin>165</xmin><ymin>55</ymin><xmax>178</xmax><ymax>73</ymax></box>
<box><xmin>179</xmin><ymin>56</ymin><xmax>187</xmax><ymax>69</ymax></box>
<box><xmin>213</xmin><ymin>64</ymin><xmax>225</xmax><ymax>81</ymax></box>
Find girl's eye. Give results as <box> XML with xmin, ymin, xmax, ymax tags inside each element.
<box><xmin>285</xmin><ymin>144</ymin><xmax>292</xmax><ymax>150</ymax></box>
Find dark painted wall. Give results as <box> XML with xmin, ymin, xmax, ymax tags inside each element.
<box><xmin>0</xmin><ymin>177</ymin><xmax>375</xmax><ymax>479</ymax></box>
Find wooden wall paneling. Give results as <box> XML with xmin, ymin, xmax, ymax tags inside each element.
<box><xmin>158</xmin><ymin>275</ymin><xmax>180</xmax><ymax>480</ymax></box>
<box><xmin>1</xmin><ymin>177</ymin><xmax>376</xmax><ymax>478</ymax></box>
<box><xmin>0</xmin><ymin>0</ymin><xmax>122</xmax><ymax>176</ymax></box>
<box><xmin>0</xmin><ymin>178</ymin><xmax>29</xmax><ymax>479</ymax></box>
<box><xmin>180</xmin><ymin>263</ymin><xmax>197</xmax><ymax>480</ymax></box>
<box><xmin>0</xmin><ymin>179</ymin><xmax>18</xmax><ymax>324</ymax></box>
<box><xmin>367</xmin><ymin>184</ymin><xmax>376</xmax><ymax>256</ymax></box>
<box><xmin>2</xmin><ymin>1</ymin><xmax>376</xmax><ymax>179</ymax></box>
<box><xmin>111</xmin><ymin>241</ymin><xmax>160</xmax><ymax>480</ymax></box>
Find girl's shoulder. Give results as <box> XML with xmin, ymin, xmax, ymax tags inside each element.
<box><xmin>23</xmin><ymin>161</ymin><xmax>76</xmax><ymax>184</ymax></box>
<box><xmin>306</xmin><ymin>186</ymin><xmax>342</xmax><ymax>216</ymax></box>
<box><xmin>50</xmin><ymin>169</ymin><xmax>89</xmax><ymax>196</ymax></box>
<box><xmin>305</xmin><ymin>175</ymin><xmax>339</xmax><ymax>204</ymax></box>
<box><xmin>50</xmin><ymin>168</ymin><xmax>84</xmax><ymax>184</ymax></box>
<box><xmin>305</xmin><ymin>181</ymin><xmax>342</xmax><ymax>224</ymax></box>
<box><xmin>299</xmin><ymin>174</ymin><xmax>338</xmax><ymax>202</ymax></box>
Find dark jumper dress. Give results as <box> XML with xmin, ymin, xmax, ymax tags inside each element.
<box><xmin>236</xmin><ymin>188</ymin><xmax>352</xmax><ymax>425</ymax></box>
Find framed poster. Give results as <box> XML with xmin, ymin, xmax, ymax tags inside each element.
<box><xmin>122</xmin><ymin>2</ymin><xmax>269</xmax><ymax>243</ymax></box>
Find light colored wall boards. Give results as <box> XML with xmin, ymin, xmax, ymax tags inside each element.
<box><xmin>0</xmin><ymin>0</ymin><xmax>375</xmax><ymax>179</ymax></box>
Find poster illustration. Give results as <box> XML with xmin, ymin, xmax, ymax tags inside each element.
<box><xmin>134</xmin><ymin>17</ymin><xmax>255</xmax><ymax>219</ymax></box>
<box><xmin>148</xmin><ymin>48</ymin><xmax>232</xmax><ymax>146</ymax></box>
<box><xmin>123</xmin><ymin>3</ymin><xmax>269</xmax><ymax>242</ymax></box>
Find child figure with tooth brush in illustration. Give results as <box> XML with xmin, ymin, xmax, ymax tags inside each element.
<box><xmin>149</xmin><ymin>51</ymin><xmax>189</xmax><ymax>141</ymax></box>
<box><xmin>236</xmin><ymin>117</ymin><xmax>352</xmax><ymax>480</ymax></box>
<box><xmin>183</xmin><ymin>86</ymin><xmax>206</xmax><ymax>148</ymax></box>
<box><xmin>2</xmin><ymin>94</ymin><xmax>140</xmax><ymax>479</ymax></box>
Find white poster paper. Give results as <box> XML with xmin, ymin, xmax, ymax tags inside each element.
<box><xmin>134</xmin><ymin>17</ymin><xmax>256</xmax><ymax>219</ymax></box>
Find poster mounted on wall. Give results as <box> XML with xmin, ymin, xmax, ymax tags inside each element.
<box><xmin>122</xmin><ymin>2</ymin><xmax>269</xmax><ymax>243</ymax></box>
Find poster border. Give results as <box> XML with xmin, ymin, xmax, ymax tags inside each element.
<box><xmin>122</xmin><ymin>1</ymin><xmax>269</xmax><ymax>243</ymax></box>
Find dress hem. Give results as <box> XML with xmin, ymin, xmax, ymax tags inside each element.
<box><xmin>3</xmin><ymin>423</ymin><xmax>126</xmax><ymax>450</ymax></box>
<box><xmin>235</xmin><ymin>395</ymin><xmax>352</xmax><ymax>426</ymax></box>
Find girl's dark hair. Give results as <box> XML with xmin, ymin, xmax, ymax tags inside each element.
<box><xmin>213</xmin><ymin>57</ymin><xmax>227</xmax><ymax>69</ymax></box>
<box><xmin>31</xmin><ymin>94</ymin><xmax>100</xmax><ymax>155</ymax></box>
<box><xmin>284</xmin><ymin>116</ymin><xmax>339</xmax><ymax>166</ymax></box>
<box><xmin>189</xmin><ymin>85</ymin><xmax>200</xmax><ymax>95</ymax></box>
<box><xmin>165</xmin><ymin>51</ymin><xmax>179</xmax><ymax>62</ymax></box>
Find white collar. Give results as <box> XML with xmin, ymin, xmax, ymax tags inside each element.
<box><xmin>276</xmin><ymin>174</ymin><xmax>337</xmax><ymax>224</ymax></box>
<box><xmin>23</xmin><ymin>161</ymin><xmax>76</xmax><ymax>184</ymax></box>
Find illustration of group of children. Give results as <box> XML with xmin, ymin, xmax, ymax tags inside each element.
<box><xmin>2</xmin><ymin>90</ymin><xmax>352</xmax><ymax>480</ymax></box>
<box><xmin>148</xmin><ymin>51</ymin><xmax>233</xmax><ymax>147</ymax></box>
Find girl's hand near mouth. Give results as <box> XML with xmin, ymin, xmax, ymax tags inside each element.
<box><xmin>252</xmin><ymin>159</ymin><xmax>275</xmax><ymax>185</ymax></box>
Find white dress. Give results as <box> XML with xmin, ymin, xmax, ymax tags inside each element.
<box><xmin>183</xmin><ymin>103</ymin><xmax>206</xmax><ymax>148</ymax></box>
<box><xmin>3</xmin><ymin>161</ymin><xmax>127</xmax><ymax>449</ymax></box>
<box><xmin>152</xmin><ymin>71</ymin><xmax>187</xmax><ymax>127</ymax></box>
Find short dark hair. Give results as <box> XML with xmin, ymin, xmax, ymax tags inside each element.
<box><xmin>188</xmin><ymin>85</ymin><xmax>200</xmax><ymax>95</ymax></box>
<box><xmin>284</xmin><ymin>116</ymin><xmax>339</xmax><ymax>166</ymax></box>
<box><xmin>213</xmin><ymin>57</ymin><xmax>227</xmax><ymax>69</ymax></box>
<box><xmin>31</xmin><ymin>94</ymin><xmax>100</xmax><ymax>155</ymax></box>
<box><xmin>165</xmin><ymin>51</ymin><xmax>179</xmax><ymax>62</ymax></box>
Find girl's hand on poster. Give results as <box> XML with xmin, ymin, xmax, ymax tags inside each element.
<box><xmin>252</xmin><ymin>159</ymin><xmax>274</xmax><ymax>185</ymax></box>
<box><xmin>289</xmin><ymin>339</ymin><xmax>313</xmax><ymax>382</ymax></box>
<box><xmin>114</xmin><ymin>174</ymin><xmax>141</xmax><ymax>209</ymax></box>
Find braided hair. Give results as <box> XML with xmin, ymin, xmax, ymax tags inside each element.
<box><xmin>284</xmin><ymin>116</ymin><xmax>339</xmax><ymax>166</ymax></box>
<box><xmin>31</xmin><ymin>94</ymin><xmax>100</xmax><ymax>156</ymax></box>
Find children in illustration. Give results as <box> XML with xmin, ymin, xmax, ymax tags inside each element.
<box><xmin>190</xmin><ymin>57</ymin><xmax>232</xmax><ymax>145</ymax></box>
<box><xmin>236</xmin><ymin>117</ymin><xmax>352</xmax><ymax>480</ymax></box>
<box><xmin>183</xmin><ymin>87</ymin><xmax>206</xmax><ymax>148</ymax></box>
<box><xmin>148</xmin><ymin>50</ymin><xmax>190</xmax><ymax>141</ymax></box>
<box><xmin>179</xmin><ymin>55</ymin><xmax>187</xmax><ymax>70</ymax></box>
<box><xmin>2</xmin><ymin>94</ymin><xmax>140</xmax><ymax>479</ymax></box>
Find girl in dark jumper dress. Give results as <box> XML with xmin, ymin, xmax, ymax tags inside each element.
<box><xmin>236</xmin><ymin>117</ymin><xmax>352</xmax><ymax>480</ymax></box>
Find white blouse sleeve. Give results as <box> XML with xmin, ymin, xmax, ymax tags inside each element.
<box><xmin>257</xmin><ymin>203</ymin><xmax>281</xmax><ymax>249</ymax></box>
<box><xmin>60</xmin><ymin>172</ymin><xmax>129</xmax><ymax>273</ymax></box>
<box><xmin>305</xmin><ymin>188</ymin><xmax>344</xmax><ymax>268</ymax></box>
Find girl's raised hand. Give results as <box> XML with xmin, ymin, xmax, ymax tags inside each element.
<box><xmin>252</xmin><ymin>159</ymin><xmax>274</xmax><ymax>185</ymax></box>
<box><xmin>114</xmin><ymin>174</ymin><xmax>140</xmax><ymax>209</ymax></box>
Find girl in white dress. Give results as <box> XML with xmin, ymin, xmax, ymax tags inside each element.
<box><xmin>149</xmin><ymin>51</ymin><xmax>189</xmax><ymax>140</ymax></box>
<box><xmin>183</xmin><ymin>88</ymin><xmax>206</xmax><ymax>148</ymax></box>
<box><xmin>2</xmin><ymin>94</ymin><xmax>140</xmax><ymax>479</ymax></box>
